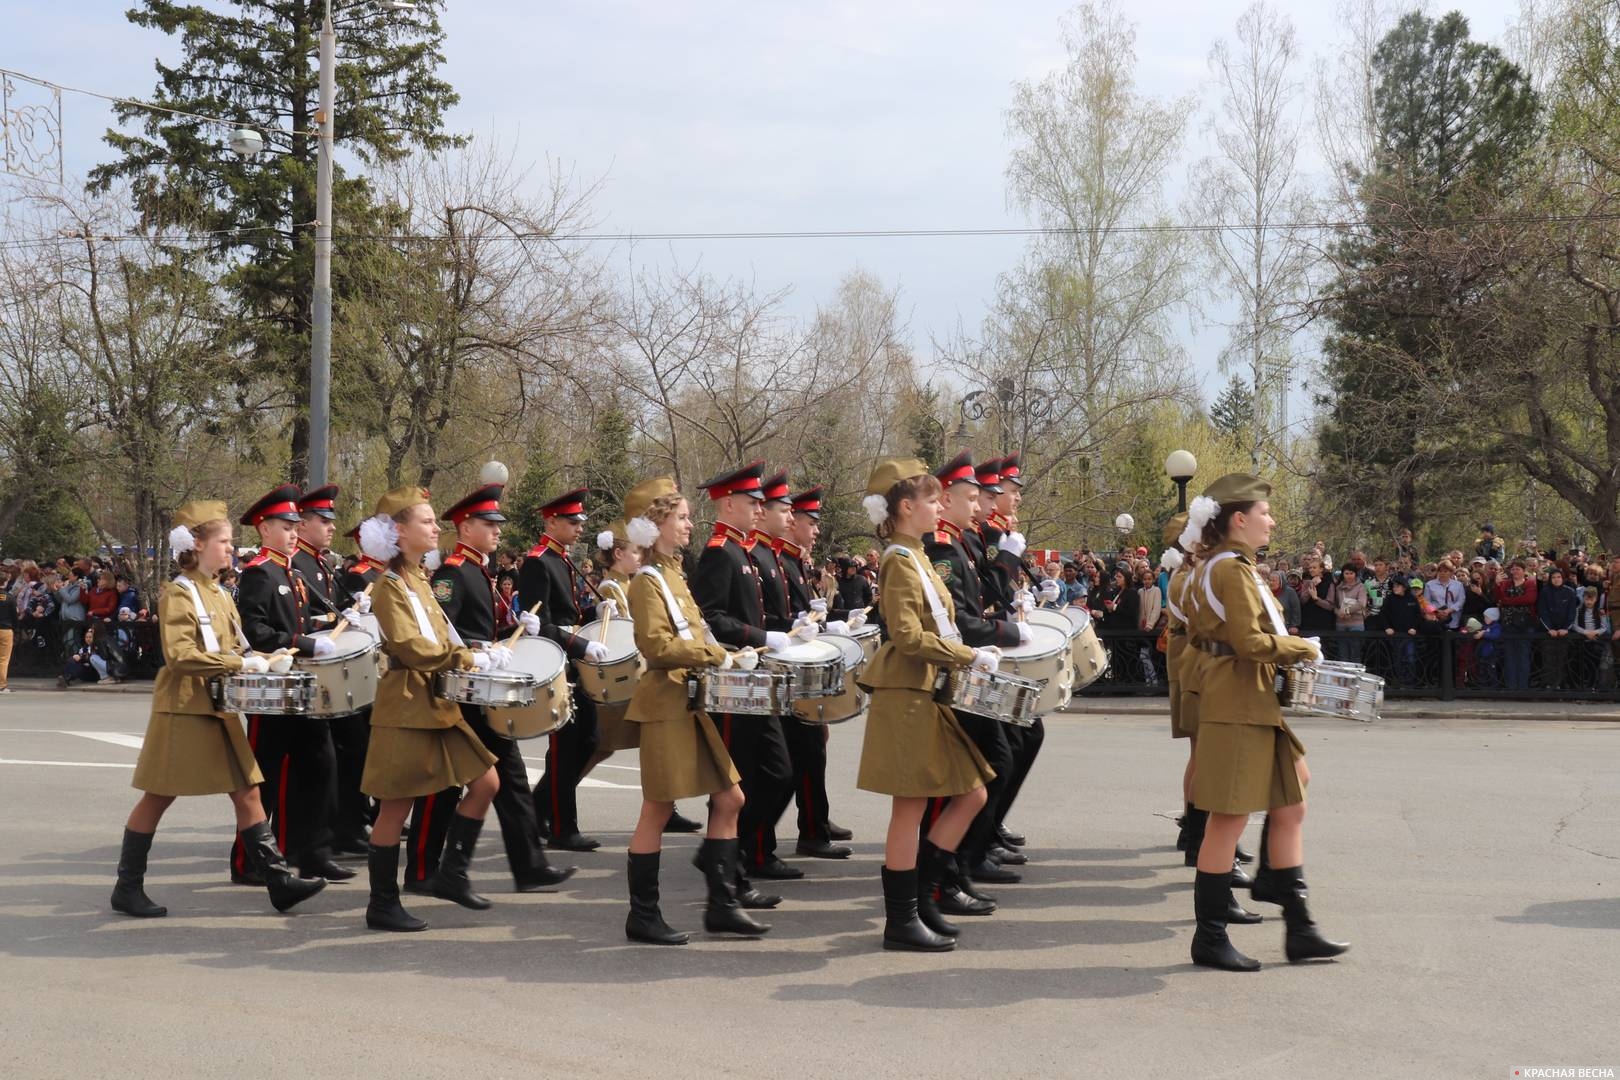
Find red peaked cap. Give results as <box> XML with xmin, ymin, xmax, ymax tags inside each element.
<box><xmin>935</xmin><ymin>450</ymin><xmax>980</xmax><ymax>489</ymax></box>
<box><xmin>240</xmin><ymin>483</ymin><xmax>303</xmax><ymax>527</ymax></box>
<box><xmin>701</xmin><ymin>461</ymin><xmax>767</xmax><ymax>501</ymax></box>
<box><xmin>297</xmin><ymin>484</ymin><xmax>339</xmax><ymax>519</ymax></box>
<box><xmin>974</xmin><ymin>458</ymin><xmax>1003</xmax><ymax>493</ymax></box>
<box><xmin>790</xmin><ymin>485</ymin><xmax>823</xmax><ymax>518</ymax></box>
<box><xmin>1001</xmin><ymin>451</ymin><xmax>1025</xmax><ymax>486</ymax></box>
<box><xmin>760</xmin><ymin>470</ymin><xmax>791</xmax><ymax>503</ymax></box>
<box><xmin>539</xmin><ymin>487</ymin><xmax>589</xmax><ymax>520</ymax></box>
<box><xmin>444</xmin><ymin>484</ymin><xmax>507</xmax><ymax>524</ymax></box>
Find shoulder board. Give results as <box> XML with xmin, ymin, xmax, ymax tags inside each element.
<box><xmin>243</xmin><ymin>554</ymin><xmax>269</xmax><ymax>568</ymax></box>
<box><xmin>384</xmin><ymin>570</ymin><xmax>403</xmax><ymax>581</ymax></box>
<box><xmin>444</xmin><ymin>553</ymin><xmax>467</xmax><ymax>568</ymax></box>
<box><xmin>706</xmin><ymin>535</ymin><xmax>727</xmax><ymax>549</ymax></box>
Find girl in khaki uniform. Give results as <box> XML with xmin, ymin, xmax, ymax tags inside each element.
<box><xmin>856</xmin><ymin>458</ymin><xmax>999</xmax><ymax>952</ymax></box>
<box><xmin>1184</xmin><ymin>473</ymin><xmax>1349</xmax><ymax>971</ymax></box>
<box><xmin>357</xmin><ymin>486</ymin><xmax>501</xmax><ymax>932</ymax></box>
<box><xmin>619</xmin><ymin>478</ymin><xmax>768</xmax><ymax>945</ymax></box>
<box><xmin>111</xmin><ymin>502</ymin><xmax>327</xmax><ymax>918</ymax></box>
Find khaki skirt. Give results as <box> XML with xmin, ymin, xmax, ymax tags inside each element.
<box><xmin>362</xmin><ymin>718</ymin><xmax>498</xmax><ymax>801</ymax></box>
<box><xmin>857</xmin><ymin>688</ymin><xmax>995</xmax><ymax>798</ymax></box>
<box><xmin>595</xmin><ymin>700</ymin><xmax>640</xmax><ymax>755</ymax></box>
<box><xmin>638</xmin><ymin>710</ymin><xmax>739</xmax><ymax>803</ymax></box>
<box><xmin>1191</xmin><ymin>718</ymin><xmax>1307</xmax><ymax>815</ymax></box>
<box><xmin>132</xmin><ymin>710</ymin><xmax>263</xmax><ymax>797</ymax></box>
<box><xmin>1169</xmin><ymin>677</ymin><xmax>1195</xmax><ymax>740</ymax></box>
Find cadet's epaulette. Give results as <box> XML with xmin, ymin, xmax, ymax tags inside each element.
<box><xmin>242</xmin><ymin>553</ymin><xmax>269</xmax><ymax>569</ymax></box>
<box><xmin>706</xmin><ymin>535</ymin><xmax>728</xmax><ymax>549</ymax></box>
<box><xmin>444</xmin><ymin>553</ymin><xmax>467</xmax><ymax>568</ymax></box>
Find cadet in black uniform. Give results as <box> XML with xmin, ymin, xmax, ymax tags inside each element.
<box><xmin>421</xmin><ymin>484</ymin><xmax>577</xmax><ymax>898</ymax></box>
<box><xmin>228</xmin><ymin>484</ymin><xmax>351</xmax><ymax>884</ymax></box>
<box><xmin>332</xmin><ymin>521</ymin><xmax>383</xmax><ymax>853</ymax></box>
<box><xmin>924</xmin><ymin>453</ymin><xmax>1027</xmax><ymax>902</ymax></box>
<box><xmin>691</xmin><ymin>461</ymin><xmax>795</xmax><ymax>907</ymax></box>
<box><xmin>518</xmin><ymin>488</ymin><xmax>612</xmax><ymax>852</ymax></box>
<box><xmin>782</xmin><ymin>485</ymin><xmax>858</xmax><ymax>853</ymax></box>
<box><xmin>291</xmin><ymin>486</ymin><xmax>370</xmax><ymax>857</ymax></box>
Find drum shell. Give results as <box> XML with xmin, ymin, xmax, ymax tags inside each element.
<box><xmin>218</xmin><ymin>671</ymin><xmax>317</xmax><ymax>716</ymax></box>
<box><xmin>847</xmin><ymin>624</ymin><xmax>881</xmax><ymax>664</ymax></box>
<box><xmin>699</xmin><ymin>669</ymin><xmax>794</xmax><ymax>717</ymax></box>
<box><xmin>793</xmin><ymin>633</ymin><xmax>868</xmax><ymax>725</ymax></box>
<box><xmin>1069</xmin><ymin>622</ymin><xmax>1108</xmax><ymax>690</ymax></box>
<box><xmin>761</xmin><ymin>640</ymin><xmax>846</xmax><ymax>700</ymax></box>
<box><xmin>486</xmin><ymin>637</ymin><xmax>574</xmax><ymax>738</ymax></box>
<box><xmin>999</xmin><ymin>624</ymin><xmax>1073</xmax><ymax>714</ymax></box>
<box><xmin>574</xmin><ymin>617</ymin><xmax>645</xmax><ymax>705</ymax></box>
<box><xmin>935</xmin><ymin>668</ymin><xmax>1041</xmax><ymax>728</ymax></box>
<box><xmin>296</xmin><ymin>628</ymin><xmax>381</xmax><ymax>717</ymax></box>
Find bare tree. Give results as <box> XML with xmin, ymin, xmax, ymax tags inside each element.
<box><xmin>1315</xmin><ymin>0</ymin><xmax>1429</xmax><ymax>211</ymax></box>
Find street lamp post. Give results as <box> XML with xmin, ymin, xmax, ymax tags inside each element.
<box><xmin>958</xmin><ymin>376</ymin><xmax>1050</xmax><ymax>453</ymax></box>
<box><xmin>1165</xmin><ymin>449</ymin><xmax>1197</xmax><ymax>513</ymax></box>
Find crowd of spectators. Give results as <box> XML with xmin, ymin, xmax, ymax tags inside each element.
<box><xmin>0</xmin><ymin>554</ymin><xmax>156</xmax><ymax>690</ymax></box>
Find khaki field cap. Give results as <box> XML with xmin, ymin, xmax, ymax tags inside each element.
<box><xmin>624</xmin><ymin>477</ymin><xmax>679</xmax><ymax>519</ymax></box>
<box><xmin>172</xmin><ymin>500</ymin><xmax>229</xmax><ymax>531</ymax></box>
<box><xmin>374</xmin><ymin>486</ymin><xmax>431</xmax><ymax>518</ymax></box>
<box><xmin>1163</xmin><ymin>512</ymin><xmax>1188</xmax><ymax>547</ymax></box>
<box><xmin>865</xmin><ymin>457</ymin><xmax>929</xmax><ymax>497</ymax></box>
<box><xmin>1202</xmin><ymin>473</ymin><xmax>1271</xmax><ymax>507</ymax></box>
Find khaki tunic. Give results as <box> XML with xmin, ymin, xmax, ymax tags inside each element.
<box><xmin>624</xmin><ymin>553</ymin><xmax>738</xmax><ymax>802</ymax></box>
<box><xmin>1187</xmin><ymin>541</ymin><xmax>1319</xmax><ymax>814</ymax></box>
<box><xmin>856</xmin><ymin>535</ymin><xmax>994</xmax><ymax>798</ymax></box>
<box><xmin>362</xmin><ymin>565</ymin><xmax>495</xmax><ymax>800</ymax></box>
<box><xmin>1165</xmin><ymin>562</ymin><xmax>1193</xmax><ymax>739</ymax></box>
<box><xmin>132</xmin><ymin>571</ymin><xmax>261</xmax><ymax>796</ymax></box>
<box><xmin>593</xmin><ymin>571</ymin><xmax>640</xmax><ymax>754</ymax></box>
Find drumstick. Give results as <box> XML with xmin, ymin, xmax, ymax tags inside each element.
<box><xmin>327</xmin><ymin>582</ymin><xmax>376</xmax><ymax>639</ymax></box>
<box><xmin>504</xmin><ymin>600</ymin><xmax>544</xmax><ymax>648</ymax></box>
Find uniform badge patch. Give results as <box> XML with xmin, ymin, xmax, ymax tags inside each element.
<box><xmin>432</xmin><ymin>580</ymin><xmax>454</xmax><ymax>602</ymax></box>
<box><xmin>986</xmin><ymin>546</ymin><xmax>1000</xmax><ymax>560</ymax></box>
<box><xmin>933</xmin><ymin>561</ymin><xmax>954</xmax><ymax>583</ymax></box>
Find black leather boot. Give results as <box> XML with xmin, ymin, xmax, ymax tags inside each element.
<box><xmin>110</xmin><ymin>828</ymin><xmax>166</xmax><ymax>918</ymax></box>
<box><xmin>1249</xmin><ymin>815</ymin><xmax>1283</xmax><ymax>905</ymax></box>
<box><xmin>936</xmin><ymin>847</ymin><xmax>995</xmax><ymax>917</ymax></box>
<box><xmin>881</xmin><ymin>867</ymin><xmax>953</xmax><ymax>952</ymax></box>
<box><xmin>1190</xmin><ymin>870</ymin><xmax>1261</xmax><ymax>971</ymax></box>
<box><xmin>365</xmin><ymin>843</ymin><xmax>427</xmax><ymax>932</ymax></box>
<box><xmin>431</xmin><ymin>814</ymin><xmax>492</xmax><ymax>910</ymax></box>
<box><xmin>239</xmin><ymin>821</ymin><xmax>327</xmax><ymax>913</ymax></box>
<box><xmin>917</xmin><ymin>840</ymin><xmax>961</xmax><ymax>938</ymax></box>
<box><xmin>1175</xmin><ymin>801</ymin><xmax>1193</xmax><ymax>851</ymax></box>
<box><xmin>698</xmin><ymin>838</ymin><xmax>771</xmax><ymax>936</ymax></box>
<box><xmin>1275</xmin><ymin>866</ymin><xmax>1350</xmax><ymax>962</ymax></box>
<box><xmin>956</xmin><ymin>852</ymin><xmax>998</xmax><ymax>905</ymax></box>
<box><xmin>625</xmin><ymin>851</ymin><xmax>688</xmax><ymax>945</ymax></box>
<box><xmin>1182</xmin><ymin>806</ymin><xmax>1208</xmax><ymax>867</ymax></box>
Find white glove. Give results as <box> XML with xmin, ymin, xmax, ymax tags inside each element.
<box><xmin>971</xmin><ymin>648</ymin><xmax>1000</xmax><ymax>673</ymax></box>
<box><xmin>1016</xmin><ymin>622</ymin><xmax>1033</xmax><ymax>645</ymax></box>
<box><xmin>718</xmin><ymin>651</ymin><xmax>735</xmax><ymax>670</ymax></box>
<box><xmin>847</xmin><ymin>609</ymin><xmax>868</xmax><ymax>630</ymax></box>
<box><xmin>734</xmin><ymin>649</ymin><xmax>760</xmax><ymax>671</ymax></box>
<box><xmin>311</xmin><ymin>637</ymin><xmax>337</xmax><ymax>658</ymax></box>
<box><xmin>596</xmin><ymin>598</ymin><xmax>619</xmax><ymax>621</ymax></box>
<box><xmin>1302</xmin><ymin>636</ymin><xmax>1323</xmax><ymax>663</ymax></box>
<box><xmin>999</xmin><ymin>531</ymin><xmax>1027</xmax><ymax>557</ymax></box>
<box><xmin>487</xmin><ymin>644</ymin><xmax>514</xmax><ymax>670</ymax></box>
<box><xmin>349</xmin><ymin>592</ymin><xmax>372</xmax><ymax>615</ymax></box>
<box><xmin>765</xmin><ymin>631</ymin><xmax>792</xmax><ymax>652</ymax></box>
<box><xmin>241</xmin><ymin>654</ymin><xmax>270</xmax><ymax>674</ymax></box>
<box><xmin>810</xmin><ymin>598</ymin><xmax>829</xmax><ymax>614</ymax></box>
<box><xmin>269</xmin><ymin>653</ymin><xmax>294</xmax><ymax>674</ymax></box>
<box><xmin>518</xmin><ymin>611</ymin><xmax>541</xmax><ymax>637</ymax></box>
<box><xmin>583</xmin><ymin>640</ymin><xmax>610</xmax><ymax>663</ymax></box>
<box><xmin>471</xmin><ymin>651</ymin><xmax>492</xmax><ymax>672</ymax></box>
<box><xmin>825</xmin><ymin>620</ymin><xmax>850</xmax><ymax>636</ymax></box>
<box><xmin>340</xmin><ymin>607</ymin><xmax>362</xmax><ymax>624</ymax></box>
<box><xmin>1039</xmin><ymin>579</ymin><xmax>1061</xmax><ymax>602</ymax></box>
<box><xmin>791</xmin><ymin>614</ymin><xmax>819</xmax><ymax>639</ymax></box>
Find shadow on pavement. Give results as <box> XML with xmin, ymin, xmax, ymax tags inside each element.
<box><xmin>1498</xmin><ymin>898</ymin><xmax>1620</xmax><ymax>931</ymax></box>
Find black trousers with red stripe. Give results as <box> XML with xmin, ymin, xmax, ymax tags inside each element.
<box><xmin>717</xmin><ymin>711</ymin><xmax>793</xmax><ymax>871</ymax></box>
<box><xmin>229</xmin><ymin>713</ymin><xmax>338</xmax><ymax>876</ymax></box>
<box><xmin>534</xmin><ymin>684</ymin><xmax>598</xmax><ymax>838</ymax></box>
<box><xmin>994</xmin><ymin>715</ymin><xmax>1045</xmax><ymax>833</ymax></box>
<box><xmin>402</xmin><ymin>703</ymin><xmax>547</xmax><ymax>885</ymax></box>
<box><xmin>328</xmin><ymin>706</ymin><xmax>372</xmax><ymax>847</ymax></box>
<box><xmin>921</xmin><ymin>709</ymin><xmax>1014</xmax><ymax>863</ymax></box>
<box><xmin>778</xmin><ymin>718</ymin><xmax>832</xmax><ymax>848</ymax></box>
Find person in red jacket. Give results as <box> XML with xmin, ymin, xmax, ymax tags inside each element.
<box><xmin>1495</xmin><ymin>560</ymin><xmax>1538</xmax><ymax>690</ymax></box>
<box><xmin>85</xmin><ymin>570</ymin><xmax>119</xmax><ymax>622</ymax></box>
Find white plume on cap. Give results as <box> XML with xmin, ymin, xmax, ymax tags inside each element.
<box><xmin>596</xmin><ymin>529</ymin><xmax>615</xmax><ymax>551</ymax></box>
<box><xmin>358</xmin><ymin>514</ymin><xmax>399</xmax><ymax>562</ymax></box>
<box><xmin>167</xmin><ymin>525</ymin><xmax>196</xmax><ymax>555</ymax></box>
<box><xmin>862</xmin><ymin>493</ymin><xmax>889</xmax><ymax>526</ymax></box>
<box><xmin>423</xmin><ymin>548</ymin><xmax>442</xmax><ymax>571</ymax></box>
<box><xmin>1159</xmin><ymin>548</ymin><xmax>1184</xmax><ymax>570</ymax></box>
<box><xmin>627</xmin><ymin>516</ymin><xmax>659</xmax><ymax>547</ymax></box>
<box><xmin>1179</xmin><ymin>495</ymin><xmax>1219</xmax><ymax>550</ymax></box>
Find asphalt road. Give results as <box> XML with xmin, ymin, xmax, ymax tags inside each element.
<box><xmin>1</xmin><ymin>689</ymin><xmax>1616</xmax><ymax>1079</ymax></box>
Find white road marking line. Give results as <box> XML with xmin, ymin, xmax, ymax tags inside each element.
<box><xmin>0</xmin><ymin>758</ymin><xmax>134</xmax><ymax>768</ymax></box>
<box><xmin>523</xmin><ymin>768</ymin><xmax>639</xmax><ymax>791</ymax></box>
<box><xmin>66</xmin><ymin>731</ymin><xmax>145</xmax><ymax>750</ymax></box>
<box><xmin>520</xmin><ymin>756</ymin><xmax>638</xmax><ymax>773</ymax></box>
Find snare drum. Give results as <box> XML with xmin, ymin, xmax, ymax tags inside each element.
<box><xmin>487</xmin><ymin>636</ymin><xmax>574</xmax><ymax>739</ymax></box>
<box><xmin>793</xmin><ymin>633</ymin><xmax>868</xmax><ymax>725</ymax></box>
<box><xmin>574</xmin><ymin>617</ymin><xmax>644</xmax><ymax>705</ymax></box>
<box><xmin>760</xmin><ymin>638</ymin><xmax>846</xmax><ymax>699</ymax></box>
<box><xmin>217</xmin><ymin>671</ymin><xmax>317</xmax><ymax>716</ymax></box>
<box><xmin>435</xmin><ymin>667</ymin><xmax>537</xmax><ymax>709</ymax></box>
<box><xmin>1063</xmin><ymin>607</ymin><xmax>1109</xmax><ymax>689</ymax></box>
<box><xmin>998</xmin><ymin>623</ymin><xmax>1073</xmax><ymax>714</ymax></box>
<box><xmin>295</xmin><ymin>628</ymin><xmax>381</xmax><ymax>717</ymax></box>
<box><xmin>1278</xmin><ymin>660</ymin><xmax>1383</xmax><ymax>722</ymax></box>
<box><xmin>847</xmin><ymin>623</ymin><xmax>881</xmax><ymax>664</ymax></box>
<box><xmin>1027</xmin><ymin>607</ymin><xmax>1076</xmax><ymax>641</ymax></box>
<box><xmin>697</xmin><ymin>669</ymin><xmax>794</xmax><ymax>717</ymax></box>
<box><xmin>935</xmin><ymin>667</ymin><xmax>1042</xmax><ymax>728</ymax></box>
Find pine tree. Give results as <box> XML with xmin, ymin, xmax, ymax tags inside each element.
<box><xmin>583</xmin><ymin>404</ymin><xmax>638</xmax><ymax>524</ymax></box>
<box><xmin>88</xmin><ymin>0</ymin><xmax>464</xmax><ymax>481</ymax></box>
<box><xmin>1209</xmin><ymin>375</ymin><xmax>1255</xmax><ymax>441</ymax></box>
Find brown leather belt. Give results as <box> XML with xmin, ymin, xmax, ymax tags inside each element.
<box><xmin>1191</xmin><ymin>639</ymin><xmax>1234</xmax><ymax>657</ymax></box>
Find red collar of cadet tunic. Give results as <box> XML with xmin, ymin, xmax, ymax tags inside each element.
<box><xmin>709</xmin><ymin>521</ymin><xmax>751</xmax><ymax>549</ymax></box>
<box><xmin>295</xmin><ymin>537</ymin><xmax>324</xmax><ymax>560</ymax></box>
<box><xmin>446</xmin><ymin>542</ymin><xmax>487</xmax><ymax>568</ymax></box>
<box><xmin>777</xmin><ymin>538</ymin><xmax>803</xmax><ymax>560</ymax></box>
<box><xmin>749</xmin><ymin>529</ymin><xmax>779</xmax><ymax>554</ymax></box>
<box><xmin>253</xmin><ymin>546</ymin><xmax>292</xmax><ymax>569</ymax></box>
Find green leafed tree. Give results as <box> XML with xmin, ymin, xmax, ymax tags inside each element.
<box><xmin>1209</xmin><ymin>375</ymin><xmax>1256</xmax><ymax>441</ymax></box>
<box><xmin>88</xmin><ymin>0</ymin><xmax>464</xmax><ymax>482</ymax></box>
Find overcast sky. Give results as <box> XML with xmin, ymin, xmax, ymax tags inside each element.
<box><xmin>5</xmin><ymin>0</ymin><xmax>1525</xmax><ymax>402</ymax></box>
